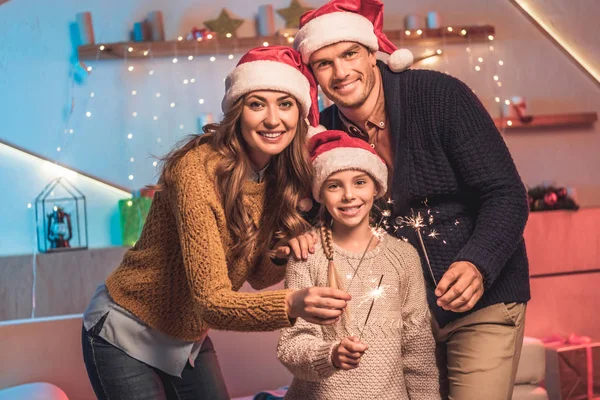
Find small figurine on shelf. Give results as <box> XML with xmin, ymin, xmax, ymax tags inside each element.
<box><xmin>47</xmin><ymin>206</ymin><xmax>73</xmax><ymax>249</ymax></box>
<box><xmin>187</xmin><ymin>27</ymin><xmax>215</xmax><ymax>41</ymax></box>
<box><xmin>502</xmin><ymin>96</ymin><xmax>533</xmax><ymax>123</ymax></box>
<box><xmin>527</xmin><ymin>184</ymin><xmax>579</xmax><ymax>212</ymax></box>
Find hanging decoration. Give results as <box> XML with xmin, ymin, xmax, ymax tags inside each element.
<box><xmin>204</xmin><ymin>9</ymin><xmax>244</xmax><ymax>37</ymax></box>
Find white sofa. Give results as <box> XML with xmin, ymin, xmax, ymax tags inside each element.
<box><xmin>512</xmin><ymin>337</ymin><xmax>549</xmax><ymax>400</ymax></box>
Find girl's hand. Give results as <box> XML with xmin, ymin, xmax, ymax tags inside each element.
<box><xmin>332</xmin><ymin>336</ymin><xmax>368</xmax><ymax>370</ymax></box>
<box><xmin>285</xmin><ymin>287</ymin><xmax>351</xmax><ymax>325</ymax></box>
<box><xmin>274</xmin><ymin>230</ymin><xmax>319</xmax><ymax>260</ymax></box>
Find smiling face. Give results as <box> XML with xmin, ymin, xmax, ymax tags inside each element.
<box><xmin>239</xmin><ymin>90</ymin><xmax>300</xmax><ymax>170</ymax></box>
<box><xmin>321</xmin><ymin>169</ymin><xmax>378</xmax><ymax>231</ymax></box>
<box><xmin>309</xmin><ymin>42</ymin><xmax>377</xmax><ymax>110</ymax></box>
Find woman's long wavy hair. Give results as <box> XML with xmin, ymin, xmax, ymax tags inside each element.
<box><xmin>155</xmin><ymin>94</ymin><xmax>313</xmax><ymax>265</ymax></box>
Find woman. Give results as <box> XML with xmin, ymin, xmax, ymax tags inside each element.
<box><xmin>81</xmin><ymin>46</ymin><xmax>350</xmax><ymax>400</ymax></box>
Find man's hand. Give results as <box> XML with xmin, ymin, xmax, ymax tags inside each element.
<box><xmin>274</xmin><ymin>230</ymin><xmax>318</xmax><ymax>261</ymax></box>
<box><xmin>435</xmin><ymin>261</ymin><xmax>484</xmax><ymax>312</ymax></box>
<box><xmin>331</xmin><ymin>336</ymin><xmax>368</xmax><ymax>370</ymax></box>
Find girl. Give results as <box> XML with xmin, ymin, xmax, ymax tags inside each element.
<box><xmin>81</xmin><ymin>47</ymin><xmax>350</xmax><ymax>400</ymax></box>
<box><xmin>277</xmin><ymin>130</ymin><xmax>440</xmax><ymax>400</ymax></box>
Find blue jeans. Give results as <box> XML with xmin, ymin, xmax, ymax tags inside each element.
<box><xmin>82</xmin><ymin>319</ymin><xmax>230</xmax><ymax>400</ymax></box>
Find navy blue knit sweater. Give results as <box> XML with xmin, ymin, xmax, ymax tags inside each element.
<box><xmin>320</xmin><ymin>62</ymin><xmax>531</xmax><ymax>327</ymax></box>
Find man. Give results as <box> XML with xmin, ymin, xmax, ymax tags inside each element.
<box><xmin>293</xmin><ymin>0</ymin><xmax>531</xmax><ymax>399</ymax></box>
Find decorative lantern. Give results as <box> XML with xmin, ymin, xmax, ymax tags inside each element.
<box><xmin>35</xmin><ymin>178</ymin><xmax>88</xmax><ymax>253</ymax></box>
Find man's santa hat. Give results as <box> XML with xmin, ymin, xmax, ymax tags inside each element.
<box><xmin>308</xmin><ymin>129</ymin><xmax>388</xmax><ymax>202</ymax></box>
<box><xmin>293</xmin><ymin>0</ymin><xmax>413</xmax><ymax>73</ymax></box>
<box><xmin>222</xmin><ymin>46</ymin><xmax>325</xmax><ymax>132</ymax></box>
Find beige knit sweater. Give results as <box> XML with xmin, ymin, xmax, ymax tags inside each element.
<box><xmin>106</xmin><ymin>143</ymin><xmax>292</xmax><ymax>341</ymax></box>
<box><xmin>278</xmin><ymin>233</ymin><xmax>440</xmax><ymax>400</ymax></box>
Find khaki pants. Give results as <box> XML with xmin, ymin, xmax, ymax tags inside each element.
<box><xmin>432</xmin><ymin>302</ymin><xmax>527</xmax><ymax>400</ymax></box>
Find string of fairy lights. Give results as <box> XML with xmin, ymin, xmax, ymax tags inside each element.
<box><xmin>74</xmin><ymin>36</ymin><xmax>244</xmax><ymax>185</ymax></box>
<box><xmin>41</xmin><ymin>21</ymin><xmax>521</xmax><ymax>193</ymax></box>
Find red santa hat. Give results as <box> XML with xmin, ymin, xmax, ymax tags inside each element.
<box><xmin>308</xmin><ymin>130</ymin><xmax>388</xmax><ymax>202</ymax></box>
<box><xmin>293</xmin><ymin>0</ymin><xmax>413</xmax><ymax>73</ymax></box>
<box><xmin>222</xmin><ymin>46</ymin><xmax>324</xmax><ymax>131</ymax></box>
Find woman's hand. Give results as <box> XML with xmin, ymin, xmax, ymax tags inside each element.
<box><xmin>332</xmin><ymin>336</ymin><xmax>368</xmax><ymax>370</ymax></box>
<box><xmin>285</xmin><ymin>287</ymin><xmax>351</xmax><ymax>325</ymax></box>
<box><xmin>274</xmin><ymin>230</ymin><xmax>319</xmax><ymax>261</ymax></box>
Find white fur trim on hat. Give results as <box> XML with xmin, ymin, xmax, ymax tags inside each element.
<box><xmin>307</xmin><ymin>124</ymin><xmax>327</xmax><ymax>139</ymax></box>
<box><xmin>222</xmin><ymin>60</ymin><xmax>311</xmax><ymax>118</ymax></box>
<box><xmin>312</xmin><ymin>147</ymin><xmax>388</xmax><ymax>202</ymax></box>
<box><xmin>294</xmin><ymin>12</ymin><xmax>378</xmax><ymax>64</ymax></box>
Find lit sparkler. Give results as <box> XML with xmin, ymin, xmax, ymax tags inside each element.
<box><xmin>359</xmin><ymin>274</ymin><xmax>384</xmax><ymax>340</ymax></box>
<box><xmin>355</xmin><ymin>282</ymin><xmax>391</xmax><ymax>308</ymax></box>
<box><xmin>395</xmin><ymin>211</ymin><xmax>438</xmax><ymax>286</ymax></box>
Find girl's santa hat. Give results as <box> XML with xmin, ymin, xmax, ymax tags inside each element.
<box><xmin>222</xmin><ymin>46</ymin><xmax>325</xmax><ymax>133</ymax></box>
<box><xmin>293</xmin><ymin>0</ymin><xmax>413</xmax><ymax>73</ymax></box>
<box><xmin>308</xmin><ymin>129</ymin><xmax>388</xmax><ymax>202</ymax></box>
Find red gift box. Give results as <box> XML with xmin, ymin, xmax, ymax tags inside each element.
<box><xmin>544</xmin><ymin>342</ymin><xmax>600</xmax><ymax>400</ymax></box>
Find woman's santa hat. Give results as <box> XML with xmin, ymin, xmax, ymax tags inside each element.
<box><xmin>308</xmin><ymin>130</ymin><xmax>388</xmax><ymax>202</ymax></box>
<box><xmin>293</xmin><ymin>0</ymin><xmax>413</xmax><ymax>73</ymax></box>
<box><xmin>222</xmin><ymin>46</ymin><xmax>325</xmax><ymax>132</ymax></box>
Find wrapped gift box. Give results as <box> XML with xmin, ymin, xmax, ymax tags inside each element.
<box><xmin>119</xmin><ymin>197</ymin><xmax>153</xmax><ymax>246</ymax></box>
<box><xmin>545</xmin><ymin>342</ymin><xmax>600</xmax><ymax>400</ymax></box>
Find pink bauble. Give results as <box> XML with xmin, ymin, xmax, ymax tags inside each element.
<box><xmin>544</xmin><ymin>192</ymin><xmax>558</xmax><ymax>206</ymax></box>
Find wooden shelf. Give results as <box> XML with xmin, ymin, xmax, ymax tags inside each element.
<box><xmin>494</xmin><ymin>112</ymin><xmax>598</xmax><ymax>130</ymax></box>
<box><xmin>78</xmin><ymin>25</ymin><xmax>495</xmax><ymax>61</ymax></box>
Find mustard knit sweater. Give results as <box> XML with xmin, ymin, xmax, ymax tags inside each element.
<box><xmin>106</xmin><ymin>143</ymin><xmax>292</xmax><ymax>341</ymax></box>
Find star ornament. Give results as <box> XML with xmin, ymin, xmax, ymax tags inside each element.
<box><xmin>204</xmin><ymin>9</ymin><xmax>244</xmax><ymax>37</ymax></box>
<box><xmin>277</xmin><ymin>0</ymin><xmax>313</xmax><ymax>29</ymax></box>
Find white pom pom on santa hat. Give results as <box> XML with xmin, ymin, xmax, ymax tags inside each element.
<box><xmin>387</xmin><ymin>48</ymin><xmax>414</xmax><ymax>73</ymax></box>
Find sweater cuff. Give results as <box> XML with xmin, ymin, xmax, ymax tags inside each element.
<box><xmin>454</xmin><ymin>244</ymin><xmax>499</xmax><ymax>289</ymax></box>
<box><xmin>256</xmin><ymin>289</ymin><xmax>295</xmax><ymax>330</ymax></box>
<box><xmin>313</xmin><ymin>341</ymin><xmax>339</xmax><ymax>379</ymax></box>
